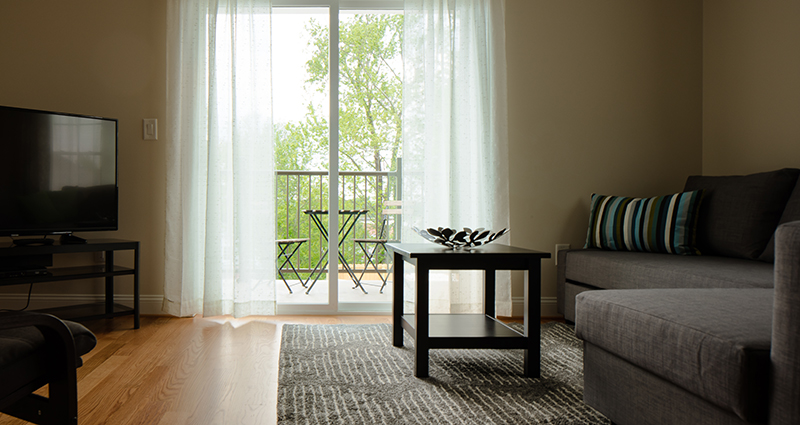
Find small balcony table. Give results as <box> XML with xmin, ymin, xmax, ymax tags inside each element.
<box><xmin>386</xmin><ymin>243</ymin><xmax>550</xmax><ymax>378</ymax></box>
<box><xmin>303</xmin><ymin>209</ymin><xmax>369</xmax><ymax>293</ymax></box>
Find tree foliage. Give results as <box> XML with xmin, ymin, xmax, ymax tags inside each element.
<box><xmin>274</xmin><ymin>13</ymin><xmax>403</xmax><ymax>173</ymax></box>
<box><xmin>275</xmin><ymin>13</ymin><xmax>403</xmax><ymax>271</ymax></box>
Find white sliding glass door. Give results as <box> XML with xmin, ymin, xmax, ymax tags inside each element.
<box><xmin>274</xmin><ymin>0</ymin><xmax>403</xmax><ymax>314</ymax></box>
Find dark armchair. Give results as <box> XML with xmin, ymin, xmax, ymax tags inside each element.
<box><xmin>0</xmin><ymin>311</ymin><xmax>97</xmax><ymax>425</ymax></box>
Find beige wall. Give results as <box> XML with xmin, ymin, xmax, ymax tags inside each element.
<box><xmin>505</xmin><ymin>0</ymin><xmax>703</xmax><ymax>311</ymax></box>
<box><xmin>3</xmin><ymin>1</ymin><xmax>793</xmax><ymax>317</ymax></box>
<box><xmin>0</xmin><ymin>1</ymin><xmax>167</xmax><ymax>307</ymax></box>
<box><xmin>703</xmin><ymin>0</ymin><xmax>800</xmax><ymax>175</ymax></box>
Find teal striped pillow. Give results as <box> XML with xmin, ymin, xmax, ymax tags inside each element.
<box><xmin>584</xmin><ymin>191</ymin><xmax>704</xmax><ymax>255</ymax></box>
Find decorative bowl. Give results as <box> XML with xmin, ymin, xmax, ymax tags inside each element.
<box><xmin>413</xmin><ymin>226</ymin><xmax>508</xmax><ymax>249</ymax></box>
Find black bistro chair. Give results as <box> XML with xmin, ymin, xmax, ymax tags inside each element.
<box><xmin>277</xmin><ymin>238</ymin><xmax>309</xmax><ymax>293</ymax></box>
<box><xmin>353</xmin><ymin>201</ymin><xmax>401</xmax><ymax>293</ymax></box>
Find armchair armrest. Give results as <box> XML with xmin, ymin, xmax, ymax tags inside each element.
<box><xmin>0</xmin><ymin>310</ymin><xmax>78</xmax><ymax>352</ymax></box>
<box><xmin>0</xmin><ymin>311</ymin><xmax>79</xmax><ymax>424</ymax></box>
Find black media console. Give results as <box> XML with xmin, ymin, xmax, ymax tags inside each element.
<box><xmin>0</xmin><ymin>239</ymin><xmax>139</xmax><ymax>329</ymax></box>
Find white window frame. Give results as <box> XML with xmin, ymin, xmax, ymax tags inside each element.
<box><xmin>273</xmin><ymin>0</ymin><xmax>403</xmax><ymax>9</ymax></box>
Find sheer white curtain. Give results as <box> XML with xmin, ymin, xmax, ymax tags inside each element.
<box><xmin>164</xmin><ymin>0</ymin><xmax>276</xmax><ymax>317</ymax></box>
<box><xmin>402</xmin><ymin>0</ymin><xmax>511</xmax><ymax>315</ymax></box>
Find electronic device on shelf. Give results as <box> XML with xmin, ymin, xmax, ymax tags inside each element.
<box><xmin>0</xmin><ymin>268</ymin><xmax>52</xmax><ymax>279</ymax></box>
<box><xmin>0</xmin><ymin>105</ymin><xmax>118</xmax><ymax>245</ymax></box>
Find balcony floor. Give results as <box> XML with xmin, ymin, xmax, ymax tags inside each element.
<box><xmin>276</xmin><ymin>271</ymin><xmax>393</xmax><ymax>306</ymax></box>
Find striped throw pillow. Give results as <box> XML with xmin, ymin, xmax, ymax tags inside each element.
<box><xmin>584</xmin><ymin>190</ymin><xmax>704</xmax><ymax>255</ymax></box>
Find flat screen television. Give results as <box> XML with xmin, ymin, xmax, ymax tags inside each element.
<box><xmin>0</xmin><ymin>105</ymin><xmax>118</xmax><ymax>244</ymax></box>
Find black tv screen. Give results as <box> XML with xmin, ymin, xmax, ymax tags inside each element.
<box><xmin>0</xmin><ymin>105</ymin><xmax>118</xmax><ymax>237</ymax></box>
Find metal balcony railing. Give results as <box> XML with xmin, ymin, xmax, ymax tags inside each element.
<box><xmin>276</xmin><ymin>159</ymin><xmax>401</xmax><ymax>279</ymax></box>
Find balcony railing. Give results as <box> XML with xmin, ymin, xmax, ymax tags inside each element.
<box><xmin>276</xmin><ymin>159</ymin><xmax>401</xmax><ymax>279</ymax></box>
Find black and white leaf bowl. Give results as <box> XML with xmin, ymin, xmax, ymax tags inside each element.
<box><xmin>412</xmin><ymin>226</ymin><xmax>508</xmax><ymax>249</ymax></box>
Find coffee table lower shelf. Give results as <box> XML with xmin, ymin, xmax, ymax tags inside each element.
<box><xmin>400</xmin><ymin>314</ymin><xmax>528</xmax><ymax>349</ymax></box>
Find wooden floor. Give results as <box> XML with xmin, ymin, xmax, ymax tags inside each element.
<box><xmin>0</xmin><ymin>314</ymin><xmax>559</xmax><ymax>425</ymax></box>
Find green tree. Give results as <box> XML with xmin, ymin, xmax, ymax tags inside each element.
<box><xmin>274</xmin><ymin>13</ymin><xmax>403</xmax><ymax>173</ymax></box>
<box><xmin>274</xmin><ymin>104</ymin><xmax>328</xmax><ymax>171</ymax></box>
<box><xmin>275</xmin><ymin>13</ymin><xmax>403</xmax><ymax>273</ymax></box>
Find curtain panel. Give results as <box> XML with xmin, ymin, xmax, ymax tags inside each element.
<box><xmin>164</xmin><ymin>0</ymin><xmax>276</xmax><ymax>318</ymax></box>
<box><xmin>402</xmin><ymin>0</ymin><xmax>511</xmax><ymax>315</ymax></box>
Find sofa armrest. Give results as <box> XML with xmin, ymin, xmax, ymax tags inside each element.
<box><xmin>771</xmin><ymin>220</ymin><xmax>800</xmax><ymax>425</ymax></box>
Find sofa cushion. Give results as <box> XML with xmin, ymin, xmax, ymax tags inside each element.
<box><xmin>584</xmin><ymin>191</ymin><xmax>703</xmax><ymax>255</ymax></box>
<box><xmin>575</xmin><ymin>288</ymin><xmax>773</xmax><ymax>422</ymax></box>
<box><xmin>564</xmin><ymin>249</ymin><xmax>773</xmax><ymax>291</ymax></box>
<box><xmin>683</xmin><ymin>168</ymin><xmax>800</xmax><ymax>260</ymax></box>
<box><xmin>759</xmin><ymin>181</ymin><xmax>800</xmax><ymax>262</ymax></box>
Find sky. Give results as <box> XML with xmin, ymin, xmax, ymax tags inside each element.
<box><xmin>272</xmin><ymin>8</ymin><xmax>330</xmax><ymax>126</ymax></box>
<box><xmin>271</xmin><ymin>8</ymin><xmax>401</xmax><ymax>127</ymax></box>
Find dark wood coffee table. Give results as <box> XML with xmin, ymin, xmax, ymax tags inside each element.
<box><xmin>386</xmin><ymin>243</ymin><xmax>550</xmax><ymax>378</ymax></box>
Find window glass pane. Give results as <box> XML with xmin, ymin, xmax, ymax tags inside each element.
<box><xmin>273</xmin><ymin>7</ymin><xmax>330</xmax><ymax>172</ymax></box>
<box><xmin>273</xmin><ymin>5</ymin><xmax>403</xmax><ymax>310</ymax></box>
<box><xmin>274</xmin><ymin>7</ymin><xmax>331</xmax><ymax>305</ymax></box>
<box><xmin>338</xmin><ymin>9</ymin><xmax>403</xmax><ymax>304</ymax></box>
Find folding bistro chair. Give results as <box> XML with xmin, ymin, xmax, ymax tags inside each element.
<box><xmin>353</xmin><ymin>201</ymin><xmax>401</xmax><ymax>293</ymax></box>
<box><xmin>277</xmin><ymin>238</ymin><xmax>308</xmax><ymax>293</ymax></box>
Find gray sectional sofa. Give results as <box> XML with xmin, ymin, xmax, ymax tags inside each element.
<box><xmin>558</xmin><ymin>168</ymin><xmax>800</xmax><ymax>323</ymax></box>
<box><xmin>556</xmin><ymin>168</ymin><xmax>800</xmax><ymax>424</ymax></box>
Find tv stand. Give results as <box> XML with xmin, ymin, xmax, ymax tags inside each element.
<box><xmin>0</xmin><ymin>238</ymin><xmax>139</xmax><ymax>329</ymax></box>
<box><xmin>59</xmin><ymin>234</ymin><xmax>86</xmax><ymax>244</ymax></box>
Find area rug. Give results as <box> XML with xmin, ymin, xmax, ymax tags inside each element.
<box><xmin>277</xmin><ymin>322</ymin><xmax>610</xmax><ymax>424</ymax></box>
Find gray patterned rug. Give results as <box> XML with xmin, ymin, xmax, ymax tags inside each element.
<box><xmin>277</xmin><ymin>322</ymin><xmax>610</xmax><ymax>424</ymax></box>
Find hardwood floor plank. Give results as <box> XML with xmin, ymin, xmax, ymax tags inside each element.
<box><xmin>171</xmin><ymin>326</ymin><xmax>238</xmax><ymax>424</ymax></box>
<box><xmin>120</xmin><ymin>320</ymin><xmax>231</xmax><ymax>425</ymax></box>
<box><xmin>77</xmin><ymin>317</ymin><xmax>207</xmax><ymax>425</ymax></box>
<box><xmin>0</xmin><ymin>314</ymin><xmax>432</xmax><ymax>425</ymax></box>
<box><xmin>156</xmin><ymin>411</ymin><xmax>190</xmax><ymax>425</ymax></box>
<box><xmin>78</xmin><ymin>354</ymin><xmax>130</xmax><ymax>398</ymax></box>
<box><xmin>105</xmin><ymin>365</ymin><xmax>174</xmax><ymax>425</ymax></box>
<box><xmin>224</xmin><ymin>322</ymin><xmax>281</xmax><ymax>425</ymax></box>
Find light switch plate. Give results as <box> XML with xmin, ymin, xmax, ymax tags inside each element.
<box><xmin>143</xmin><ymin>118</ymin><xmax>158</xmax><ymax>140</ymax></box>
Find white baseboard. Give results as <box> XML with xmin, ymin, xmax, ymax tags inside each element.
<box><xmin>0</xmin><ymin>294</ymin><xmax>165</xmax><ymax>315</ymax></box>
<box><xmin>0</xmin><ymin>294</ymin><xmax>556</xmax><ymax>319</ymax></box>
<box><xmin>511</xmin><ymin>296</ymin><xmax>559</xmax><ymax>318</ymax></box>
